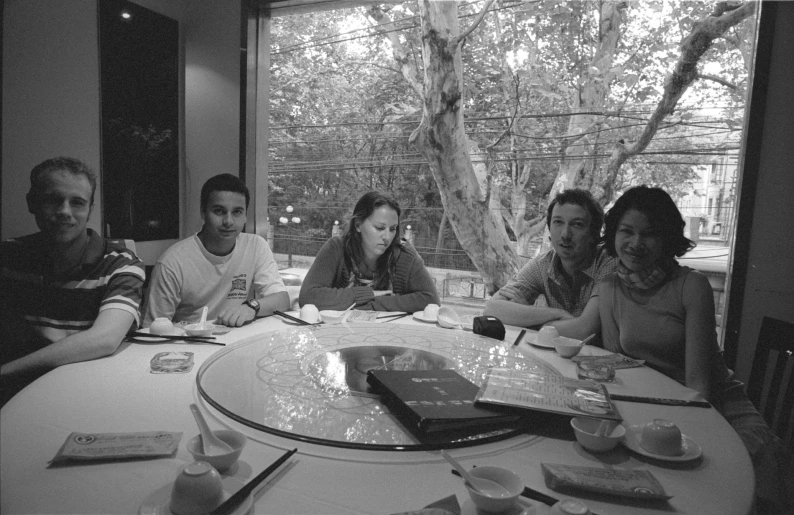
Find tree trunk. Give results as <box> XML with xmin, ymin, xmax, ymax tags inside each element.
<box><xmin>410</xmin><ymin>0</ymin><xmax>517</xmax><ymax>294</ymax></box>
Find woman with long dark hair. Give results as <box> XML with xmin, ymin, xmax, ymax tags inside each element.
<box><xmin>598</xmin><ymin>186</ymin><xmax>792</xmax><ymax>514</ymax></box>
<box><xmin>299</xmin><ymin>191</ymin><xmax>439</xmax><ymax>312</ymax></box>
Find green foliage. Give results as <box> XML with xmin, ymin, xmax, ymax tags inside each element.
<box><xmin>269</xmin><ymin>0</ymin><xmax>754</xmax><ymax>251</ymax></box>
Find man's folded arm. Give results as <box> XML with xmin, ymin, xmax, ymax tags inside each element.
<box><xmin>483</xmin><ymin>298</ymin><xmax>572</xmax><ymax>327</ymax></box>
<box><xmin>0</xmin><ymin>309</ymin><xmax>134</xmax><ymax>378</ymax></box>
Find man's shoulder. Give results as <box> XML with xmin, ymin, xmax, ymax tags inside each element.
<box><xmin>591</xmin><ymin>246</ymin><xmax>619</xmax><ymax>276</ymax></box>
<box><xmin>157</xmin><ymin>234</ymin><xmax>201</xmax><ymax>264</ymax></box>
<box><xmin>237</xmin><ymin>232</ymin><xmax>270</xmax><ymax>249</ymax></box>
<box><xmin>520</xmin><ymin>248</ymin><xmax>556</xmax><ymax>272</ymax></box>
<box><xmin>1</xmin><ymin>233</ymin><xmax>48</xmax><ymax>273</ymax></box>
<box><xmin>2</xmin><ymin>232</ymin><xmax>44</xmax><ymax>252</ymax></box>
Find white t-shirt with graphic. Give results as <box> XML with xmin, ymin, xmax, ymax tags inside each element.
<box><xmin>144</xmin><ymin>233</ymin><xmax>286</xmax><ymax>325</ymax></box>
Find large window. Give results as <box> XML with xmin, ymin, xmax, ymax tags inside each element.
<box><xmin>264</xmin><ymin>1</ymin><xmax>758</xmax><ymax>328</ymax></box>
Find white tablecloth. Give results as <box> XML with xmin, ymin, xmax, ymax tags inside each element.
<box><xmin>0</xmin><ymin>314</ymin><xmax>754</xmax><ymax>515</ymax></box>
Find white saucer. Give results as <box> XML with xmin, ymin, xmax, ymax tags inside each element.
<box><xmin>461</xmin><ymin>496</ymin><xmax>544</xmax><ymax>515</ymax></box>
<box><xmin>138</xmin><ymin>476</ymin><xmax>253</xmax><ymax>515</ymax></box>
<box><xmin>133</xmin><ymin>327</ymin><xmax>187</xmax><ymax>342</ymax></box>
<box><xmin>528</xmin><ymin>335</ymin><xmax>555</xmax><ymax>349</ymax></box>
<box><xmin>413</xmin><ymin>312</ymin><xmax>438</xmax><ymax>323</ymax></box>
<box><xmin>623</xmin><ymin>424</ymin><xmax>703</xmax><ymax>462</ymax></box>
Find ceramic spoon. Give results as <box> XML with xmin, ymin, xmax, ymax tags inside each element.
<box><xmin>440</xmin><ymin>450</ymin><xmax>510</xmax><ymax>498</ymax></box>
<box><xmin>190</xmin><ymin>403</ymin><xmax>233</xmax><ymax>456</ymax></box>
<box><xmin>341</xmin><ymin>303</ymin><xmax>356</xmax><ymax>323</ymax></box>
<box><xmin>595</xmin><ymin>419</ymin><xmax>612</xmax><ymax>437</ymax></box>
<box><xmin>199</xmin><ymin>306</ymin><xmax>209</xmax><ymax>329</ymax></box>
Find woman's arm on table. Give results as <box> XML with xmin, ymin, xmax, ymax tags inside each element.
<box><xmin>545</xmin><ymin>295</ymin><xmax>601</xmax><ymax>340</ymax></box>
<box><xmin>363</xmin><ymin>253</ymin><xmax>439</xmax><ymax>312</ymax></box>
<box><xmin>682</xmin><ymin>270</ymin><xmax>721</xmax><ymax>403</ymax></box>
<box><xmin>299</xmin><ymin>238</ymin><xmax>375</xmax><ymax>310</ymax></box>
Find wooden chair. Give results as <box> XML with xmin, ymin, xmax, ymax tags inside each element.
<box><xmin>747</xmin><ymin>316</ymin><xmax>794</xmax><ymax>448</ymax></box>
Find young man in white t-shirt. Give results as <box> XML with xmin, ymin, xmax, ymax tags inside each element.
<box><xmin>144</xmin><ymin>174</ymin><xmax>289</xmax><ymax>327</ymax></box>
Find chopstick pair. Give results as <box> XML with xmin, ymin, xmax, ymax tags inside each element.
<box><xmin>451</xmin><ymin>468</ymin><xmax>558</xmax><ymax>507</ymax></box>
<box><xmin>210</xmin><ymin>448</ymin><xmax>298</xmax><ymax>515</ymax></box>
<box><xmin>377</xmin><ymin>312</ymin><xmax>409</xmax><ymax>322</ymax></box>
<box><xmin>129</xmin><ymin>331</ymin><xmax>222</xmax><ymax>345</ymax></box>
<box><xmin>512</xmin><ymin>329</ymin><xmax>527</xmax><ymax>347</ymax></box>
<box><xmin>608</xmin><ymin>394</ymin><xmax>711</xmax><ymax>408</ymax></box>
<box><xmin>273</xmin><ymin>310</ymin><xmax>320</xmax><ymax>326</ymax></box>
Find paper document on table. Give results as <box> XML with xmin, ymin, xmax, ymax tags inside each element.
<box><xmin>475</xmin><ymin>368</ymin><xmax>621</xmax><ymax>420</ymax></box>
<box><xmin>346</xmin><ymin>310</ymin><xmax>379</xmax><ymax>322</ymax></box>
<box><xmin>49</xmin><ymin>431</ymin><xmax>182</xmax><ymax>465</ymax></box>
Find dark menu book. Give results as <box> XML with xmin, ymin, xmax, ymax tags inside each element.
<box><xmin>366</xmin><ymin>369</ymin><xmax>523</xmax><ymax>437</ymax></box>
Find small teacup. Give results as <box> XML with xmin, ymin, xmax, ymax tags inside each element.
<box><xmin>423</xmin><ymin>303</ymin><xmax>440</xmax><ymax>319</ymax></box>
<box><xmin>170</xmin><ymin>461</ymin><xmax>224</xmax><ymax>515</ymax></box>
<box><xmin>538</xmin><ymin>326</ymin><xmax>559</xmax><ymax>346</ymax></box>
<box><xmin>300</xmin><ymin>304</ymin><xmax>320</xmax><ymax>323</ymax></box>
<box><xmin>640</xmin><ymin>419</ymin><xmax>684</xmax><ymax>456</ymax></box>
<box><xmin>150</xmin><ymin>317</ymin><xmax>175</xmax><ymax>335</ymax></box>
<box><xmin>550</xmin><ymin>499</ymin><xmax>591</xmax><ymax>515</ymax></box>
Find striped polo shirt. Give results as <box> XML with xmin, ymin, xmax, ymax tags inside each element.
<box><xmin>0</xmin><ymin>229</ymin><xmax>145</xmax><ymax>350</ymax></box>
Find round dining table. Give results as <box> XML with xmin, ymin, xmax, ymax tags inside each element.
<box><xmin>0</xmin><ymin>312</ymin><xmax>754</xmax><ymax>515</ymax></box>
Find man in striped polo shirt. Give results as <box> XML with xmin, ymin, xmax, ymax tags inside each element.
<box><xmin>1</xmin><ymin>157</ymin><xmax>145</xmax><ymax>404</ymax></box>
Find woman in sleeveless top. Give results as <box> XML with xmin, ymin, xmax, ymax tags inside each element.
<box><xmin>600</xmin><ymin>186</ymin><xmax>792</xmax><ymax>514</ymax></box>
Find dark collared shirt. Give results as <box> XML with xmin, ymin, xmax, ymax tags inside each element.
<box><xmin>502</xmin><ymin>245</ymin><xmax>618</xmax><ymax>316</ymax></box>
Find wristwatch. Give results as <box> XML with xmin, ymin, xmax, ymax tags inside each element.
<box><xmin>243</xmin><ymin>299</ymin><xmax>260</xmax><ymax>315</ymax></box>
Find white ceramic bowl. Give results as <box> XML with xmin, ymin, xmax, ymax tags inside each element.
<box><xmin>319</xmin><ymin>310</ymin><xmax>346</xmax><ymax>324</ymax></box>
<box><xmin>465</xmin><ymin>466</ymin><xmax>523</xmax><ymax>513</ymax></box>
<box><xmin>550</xmin><ymin>499</ymin><xmax>592</xmax><ymax>515</ymax></box>
<box><xmin>537</xmin><ymin>326</ymin><xmax>559</xmax><ymax>346</ymax></box>
<box><xmin>640</xmin><ymin>419</ymin><xmax>684</xmax><ymax>456</ymax></box>
<box><xmin>437</xmin><ymin>306</ymin><xmax>462</xmax><ymax>329</ymax></box>
<box><xmin>186</xmin><ymin>430</ymin><xmax>247</xmax><ymax>472</ymax></box>
<box><xmin>553</xmin><ymin>336</ymin><xmax>584</xmax><ymax>358</ymax></box>
<box><xmin>183</xmin><ymin>323</ymin><xmax>220</xmax><ymax>337</ymax></box>
<box><xmin>170</xmin><ymin>461</ymin><xmax>224</xmax><ymax>515</ymax></box>
<box><xmin>570</xmin><ymin>417</ymin><xmax>626</xmax><ymax>452</ymax></box>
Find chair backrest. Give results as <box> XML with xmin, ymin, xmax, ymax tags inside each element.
<box><xmin>747</xmin><ymin>316</ymin><xmax>794</xmax><ymax>447</ymax></box>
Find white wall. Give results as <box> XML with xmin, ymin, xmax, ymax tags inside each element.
<box><xmin>2</xmin><ymin>0</ymin><xmax>102</xmax><ymax>239</ymax></box>
<box><xmin>1</xmin><ymin>0</ymin><xmax>241</xmax><ymax>265</ymax></box>
<box><xmin>182</xmin><ymin>3</ymin><xmax>242</xmax><ymax>236</ymax></box>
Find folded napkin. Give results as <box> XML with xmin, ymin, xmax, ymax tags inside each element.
<box><xmin>541</xmin><ymin>463</ymin><xmax>671</xmax><ymax>500</ymax></box>
<box><xmin>390</xmin><ymin>494</ymin><xmax>461</xmax><ymax>515</ymax></box>
<box><xmin>49</xmin><ymin>431</ymin><xmax>181</xmax><ymax>466</ymax></box>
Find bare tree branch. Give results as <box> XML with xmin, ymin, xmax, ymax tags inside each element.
<box><xmin>600</xmin><ymin>1</ymin><xmax>756</xmax><ymax>202</ymax></box>
<box><xmin>697</xmin><ymin>73</ymin><xmax>738</xmax><ymax>90</ymax></box>
<box><xmin>453</xmin><ymin>0</ymin><xmax>496</xmax><ymax>48</ymax></box>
